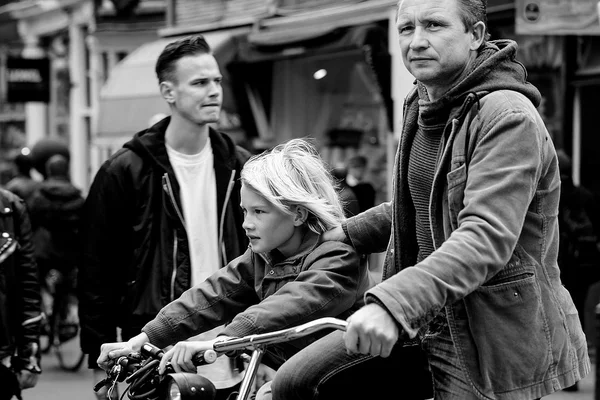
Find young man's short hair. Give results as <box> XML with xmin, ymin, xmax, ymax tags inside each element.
<box><xmin>155</xmin><ymin>35</ymin><xmax>212</xmax><ymax>83</ymax></box>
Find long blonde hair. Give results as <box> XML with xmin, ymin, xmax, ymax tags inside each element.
<box><xmin>241</xmin><ymin>139</ymin><xmax>345</xmax><ymax>234</ymax></box>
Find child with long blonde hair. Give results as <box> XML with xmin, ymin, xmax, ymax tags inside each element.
<box><xmin>97</xmin><ymin>138</ymin><xmax>370</xmax><ymax>394</ymax></box>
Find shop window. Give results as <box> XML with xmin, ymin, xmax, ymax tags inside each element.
<box><xmin>269</xmin><ymin>50</ymin><xmax>389</xmax><ymax>204</ymax></box>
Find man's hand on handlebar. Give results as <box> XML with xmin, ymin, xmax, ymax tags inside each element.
<box><xmin>343</xmin><ymin>303</ymin><xmax>400</xmax><ymax>358</ymax></box>
<box><xmin>158</xmin><ymin>336</ymin><xmax>230</xmax><ymax>374</ymax></box>
<box><xmin>97</xmin><ymin>333</ymin><xmax>149</xmax><ymax>371</ymax></box>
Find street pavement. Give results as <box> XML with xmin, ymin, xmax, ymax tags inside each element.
<box><xmin>22</xmin><ymin>335</ymin><xmax>597</xmax><ymax>400</ymax></box>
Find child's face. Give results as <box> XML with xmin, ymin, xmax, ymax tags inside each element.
<box><xmin>240</xmin><ymin>184</ymin><xmax>304</xmax><ymax>257</ymax></box>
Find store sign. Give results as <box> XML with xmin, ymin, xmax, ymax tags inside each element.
<box><xmin>6</xmin><ymin>57</ymin><xmax>50</xmax><ymax>103</ymax></box>
<box><xmin>516</xmin><ymin>0</ymin><xmax>600</xmax><ymax>35</ymax></box>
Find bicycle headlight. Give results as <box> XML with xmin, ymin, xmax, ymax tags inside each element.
<box><xmin>164</xmin><ymin>373</ymin><xmax>216</xmax><ymax>400</ymax></box>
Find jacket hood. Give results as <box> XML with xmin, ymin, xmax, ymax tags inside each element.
<box><xmin>122</xmin><ymin>116</ymin><xmax>240</xmax><ymax>172</ymax></box>
<box><xmin>39</xmin><ymin>179</ymin><xmax>82</xmax><ymax>200</ymax></box>
<box><xmin>419</xmin><ymin>39</ymin><xmax>542</xmax><ymax>111</ymax></box>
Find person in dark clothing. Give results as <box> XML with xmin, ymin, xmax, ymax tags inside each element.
<box><xmin>0</xmin><ymin>188</ymin><xmax>43</xmax><ymax>400</ymax></box>
<box><xmin>332</xmin><ymin>167</ymin><xmax>360</xmax><ymax>217</ymax></box>
<box><xmin>556</xmin><ymin>149</ymin><xmax>599</xmax><ymax>392</ymax></box>
<box><xmin>557</xmin><ymin>149</ymin><xmax>599</xmax><ymax>322</ymax></box>
<box><xmin>344</xmin><ymin>156</ymin><xmax>376</xmax><ymax>213</ymax></box>
<box><xmin>79</xmin><ymin>35</ymin><xmax>250</xmax><ymax>400</ymax></box>
<box><xmin>28</xmin><ymin>155</ymin><xmax>85</xmax><ymax>339</ymax></box>
<box><xmin>4</xmin><ymin>153</ymin><xmax>39</xmax><ymax>205</ymax></box>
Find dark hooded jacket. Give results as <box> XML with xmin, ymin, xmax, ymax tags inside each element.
<box><xmin>28</xmin><ymin>178</ymin><xmax>85</xmax><ymax>273</ymax></box>
<box><xmin>78</xmin><ymin>117</ymin><xmax>249</xmax><ymax>367</ymax></box>
<box><xmin>345</xmin><ymin>40</ymin><xmax>589</xmax><ymax>398</ymax></box>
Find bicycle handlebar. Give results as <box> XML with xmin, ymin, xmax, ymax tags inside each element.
<box><xmin>96</xmin><ymin>317</ymin><xmax>349</xmax><ymax>397</ymax></box>
<box><xmin>188</xmin><ymin>317</ymin><xmax>348</xmax><ymax>366</ymax></box>
<box><xmin>212</xmin><ymin>317</ymin><xmax>347</xmax><ymax>355</ymax></box>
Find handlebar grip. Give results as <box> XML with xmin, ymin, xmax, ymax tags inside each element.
<box><xmin>192</xmin><ymin>350</ymin><xmax>217</xmax><ymax>366</ymax></box>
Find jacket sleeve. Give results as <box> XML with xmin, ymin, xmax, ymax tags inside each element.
<box><xmin>78</xmin><ymin>161</ymin><xmax>132</xmax><ymax>366</ymax></box>
<box><xmin>368</xmin><ymin>95</ymin><xmax>548</xmax><ymax>338</ymax></box>
<box><xmin>142</xmin><ymin>250</ymin><xmax>259</xmax><ymax>349</ymax></box>
<box><xmin>221</xmin><ymin>242</ymin><xmax>362</xmax><ymax>338</ymax></box>
<box><xmin>13</xmin><ymin>197</ymin><xmax>43</xmax><ymax>364</ymax></box>
<box><xmin>344</xmin><ymin>202</ymin><xmax>393</xmax><ymax>254</ymax></box>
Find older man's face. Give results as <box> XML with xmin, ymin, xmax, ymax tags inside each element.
<box><xmin>396</xmin><ymin>0</ymin><xmax>483</xmax><ymax>100</ymax></box>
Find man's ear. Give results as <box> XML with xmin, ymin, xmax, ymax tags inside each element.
<box><xmin>160</xmin><ymin>81</ymin><xmax>175</xmax><ymax>104</ymax></box>
<box><xmin>293</xmin><ymin>206</ymin><xmax>309</xmax><ymax>226</ymax></box>
<box><xmin>470</xmin><ymin>21</ymin><xmax>486</xmax><ymax>50</ymax></box>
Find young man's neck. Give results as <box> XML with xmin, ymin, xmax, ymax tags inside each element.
<box><xmin>165</xmin><ymin>115</ymin><xmax>210</xmax><ymax>155</ymax></box>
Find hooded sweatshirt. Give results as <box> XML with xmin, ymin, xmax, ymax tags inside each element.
<box><xmin>79</xmin><ymin>117</ymin><xmax>248</xmax><ymax>368</ymax></box>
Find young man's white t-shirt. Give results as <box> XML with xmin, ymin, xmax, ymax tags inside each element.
<box><xmin>166</xmin><ymin>138</ymin><xmax>242</xmax><ymax>389</ymax></box>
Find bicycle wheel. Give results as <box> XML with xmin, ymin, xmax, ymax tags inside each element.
<box><xmin>51</xmin><ymin>282</ymin><xmax>86</xmax><ymax>372</ymax></box>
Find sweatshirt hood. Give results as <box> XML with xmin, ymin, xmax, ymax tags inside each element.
<box><xmin>39</xmin><ymin>179</ymin><xmax>82</xmax><ymax>200</ymax></box>
<box><xmin>122</xmin><ymin>116</ymin><xmax>174</xmax><ymax>172</ymax></box>
<box><xmin>122</xmin><ymin>115</ymin><xmax>240</xmax><ymax>172</ymax></box>
<box><xmin>419</xmin><ymin>39</ymin><xmax>542</xmax><ymax>113</ymax></box>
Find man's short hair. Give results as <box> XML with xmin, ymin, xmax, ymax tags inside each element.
<box><xmin>155</xmin><ymin>35</ymin><xmax>212</xmax><ymax>84</ymax></box>
<box><xmin>45</xmin><ymin>154</ymin><xmax>70</xmax><ymax>179</ymax></box>
<box><xmin>456</xmin><ymin>0</ymin><xmax>491</xmax><ymax>42</ymax></box>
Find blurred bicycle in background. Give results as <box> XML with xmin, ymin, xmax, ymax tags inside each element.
<box><xmin>39</xmin><ymin>267</ymin><xmax>86</xmax><ymax>372</ymax></box>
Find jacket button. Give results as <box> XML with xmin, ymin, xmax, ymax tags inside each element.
<box><xmin>269</xmin><ymin>270</ymin><xmax>274</xmax><ymax>275</ymax></box>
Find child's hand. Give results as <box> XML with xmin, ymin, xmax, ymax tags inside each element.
<box><xmin>159</xmin><ymin>339</ymin><xmax>221</xmax><ymax>374</ymax></box>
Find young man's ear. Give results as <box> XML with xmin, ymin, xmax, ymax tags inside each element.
<box><xmin>160</xmin><ymin>81</ymin><xmax>176</xmax><ymax>104</ymax></box>
<box><xmin>293</xmin><ymin>206</ymin><xmax>309</xmax><ymax>226</ymax></box>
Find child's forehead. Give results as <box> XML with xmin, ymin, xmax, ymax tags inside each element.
<box><xmin>241</xmin><ymin>184</ymin><xmax>272</xmax><ymax>206</ymax></box>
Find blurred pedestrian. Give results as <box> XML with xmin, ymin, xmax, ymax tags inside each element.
<box><xmin>556</xmin><ymin>149</ymin><xmax>599</xmax><ymax>392</ymax></box>
<box><xmin>4</xmin><ymin>152</ymin><xmax>39</xmax><ymax>205</ymax></box>
<box><xmin>0</xmin><ymin>188</ymin><xmax>43</xmax><ymax>400</ymax></box>
<box><xmin>28</xmin><ymin>154</ymin><xmax>85</xmax><ymax>339</ymax></box>
<box><xmin>271</xmin><ymin>0</ymin><xmax>589</xmax><ymax>399</ymax></box>
<box><xmin>332</xmin><ymin>167</ymin><xmax>359</xmax><ymax>217</ymax></box>
<box><xmin>344</xmin><ymin>155</ymin><xmax>375</xmax><ymax>213</ymax></box>
<box><xmin>78</xmin><ymin>35</ymin><xmax>250</xmax><ymax>400</ymax></box>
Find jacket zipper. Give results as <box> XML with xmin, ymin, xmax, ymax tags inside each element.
<box><xmin>171</xmin><ymin>233</ymin><xmax>177</xmax><ymax>301</ymax></box>
<box><xmin>162</xmin><ymin>173</ymin><xmax>187</xmax><ymax>301</ymax></box>
<box><xmin>22</xmin><ymin>314</ymin><xmax>43</xmax><ymax>326</ymax></box>
<box><xmin>218</xmin><ymin>170</ymin><xmax>236</xmax><ymax>265</ymax></box>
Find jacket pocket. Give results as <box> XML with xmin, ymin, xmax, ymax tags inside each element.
<box><xmin>447</xmin><ymin>162</ymin><xmax>467</xmax><ymax>229</ymax></box>
<box><xmin>461</xmin><ymin>271</ymin><xmax>551</xmax><ymax>393</ymax></box>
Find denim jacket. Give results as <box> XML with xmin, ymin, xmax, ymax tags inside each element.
<box><xmin>344</xmin><ymin>86</ymin><xmax>590</xmax><ymax>399</ymax></box>
<box><xmin>143</xmin><ymin>230</ymin><xmax>368</xmax><ymax>350</ymax></box>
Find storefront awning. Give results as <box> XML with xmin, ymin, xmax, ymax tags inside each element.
<box><xmin>229</xmin><ymin>22</ymin><xmax>393</xmax><ymax>130</ymax></box>
<box><xmin>97</xmin><ymin>28</ymin><xmax>247</xmax><ymax>138</ymax></box>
